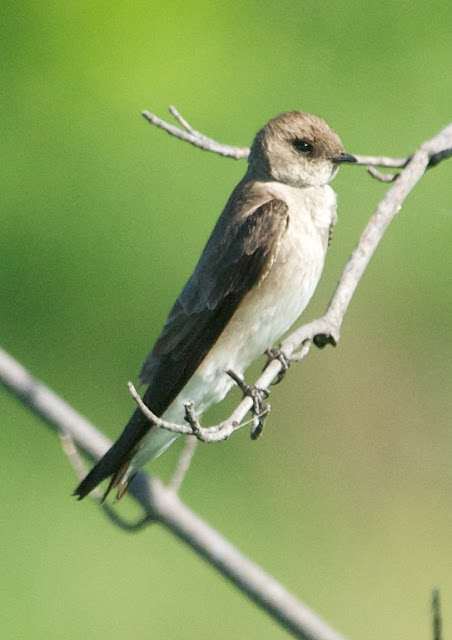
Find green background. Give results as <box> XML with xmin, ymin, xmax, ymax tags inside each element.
<box><xmin>1</xmin><ymin>1</ymin><xmax>451</xmax><ymax>638</ymax></box>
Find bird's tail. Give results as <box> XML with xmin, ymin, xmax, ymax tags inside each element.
<box><xmin>73</xmin><ymin>407</ymin><xmax>151</xmax><ymax>501</ymax></box>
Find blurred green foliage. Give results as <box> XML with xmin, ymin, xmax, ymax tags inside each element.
<box><xmin>1</xmin><ymin>1</ymin><xmax>451</xmax><ymax>639</ymax></box>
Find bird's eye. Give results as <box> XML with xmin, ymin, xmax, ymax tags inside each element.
<box><xmin>292</xmin><ymin>138</ymin><xmax>313</xmax><ymax>155</ymax></box>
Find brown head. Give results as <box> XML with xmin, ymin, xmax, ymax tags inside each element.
<box><xmin>247</xmin><ymin>111</ymin><xmax>355</xmax><ymax>187</ymax></box>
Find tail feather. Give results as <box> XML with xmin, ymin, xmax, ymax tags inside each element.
<box><xmin>73</xmin><ymin>407</ymin><xmax>151</xmax><ymax>500</ymax></box>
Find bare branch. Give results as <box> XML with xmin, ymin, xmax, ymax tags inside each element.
<box><xmin>287</xmin><ymin>339</ymin><xmax>313</xmax><ymax>363</ymax></box>
<box><xmin>356</xmin><ymin>144</ymin><xmax>452</xmax><ymax>171</ymax></box>
<box><xmin>0</xmin><ymin>346</ymin><xmax>347</xmax><ymax>640</ymax></box>
<box><xmin>142</xmin><ymin>108</ymin><xmax>249</xmax><ymax>159</ymax></box>
<box><xmin>353</xmin><ymin>154</ymin><xmax>408</xmax><ymax>168</ymax></box>
<box><xmin>128</xmin><ymin>381</ymin><xmax>239</xmax><ymax>440</ymax></box>
<box><xmin>128</xmin><ymin>381</ymin><xmax>195</xmax><ymax>435</ymax></box>
<box><xmin>140</xmin><ymin>106</ymin><xmax>452</xmax><ymax>171</ymax></box>
<box><xmin>129</xmin><ymin>380</ymin><xmax>272</xmax><ymax>443</ymax></box>
<box><xmin>2</xmin><ymin>116</ymin><xmax>451</xmax><ymax>640</ymax></box>
<box><xmin>183</xmin><ymin>401</ymin><xmax>203</xmax><ymax>436</ymax></box>
<box><xmin>169</xmin><ymin>436</ymin><xmax>198</xmax><ymax>492</ymax></box>
<box><xmin>366</xmin><ymin>166</ymin><xmax>397</xmax><ymax>182</ymax></box>
<box><xmin>60</xmin><ymin>430</ymin><xmax>91</xmax><ymax>481</ymax></box>
<box><xmin>168</xmin><ymin>105</ymin><xmax>200</xmax><ymax>135</ymax></box>
<box><xmin>124</xmin><ymin>117</ymin><xmax>452</xmax><ymax>453</ymax></box>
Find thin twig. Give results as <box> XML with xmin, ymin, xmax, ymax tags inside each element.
<box><xmin>354</xmin><ymin>154</ymin><xmax>409</xmax><ymax>168</ymax></box>
<box><xmin>289</xmin><ymin>339</ymin><xmax>313</xmax><ymax>363</ymax></box>
<box><xmin>169</xmin><ymin>105</ymin><xmax>198</xmax><ymax>134</ymax></box>
<box><xmin>184</xmin><ymin>401</ymin><xmax>203</xmax><ymax>437</ymax></box>
<box><xmin>141</xmin><ymin>106</ymin><xmax>452</xmax><ymax>170</ymax></box>
<box><xmin>142</xmin><ymin>109</ymin><xmax>249</xmax><ymax>159</ymax></box>
<box><xmin>60</xmin><ymin>430</ymin><xmax>91</xmax><ymax>480</ymax></box>
<box><xmin>366</xmin><ymin>166</ymin><xmax>397</xmax><ymax>182</ymax></box>
<box><xmin>128</xmin><ymin>381</ymin><xmax>242</xmax><ymax>441</ymax></box>
<box><xmin>129</xmin><ymin>379</ymin><xmax>272</xmax><ymax>443</ymax></box>
<box><xmin>169</xmin><ymin>436</ymin><xmax>198</xmax><ymax>492</ymax></box>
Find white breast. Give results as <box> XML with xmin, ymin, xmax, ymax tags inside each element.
<box><xmin>132</xmin><ymin>182</ymin><xmax>337</xmax><ymax>467</ymax></box>
<box><xmin>166</xmin><ymin>182</ymin><xmax>337</xmax><ymax>420</ymax></box>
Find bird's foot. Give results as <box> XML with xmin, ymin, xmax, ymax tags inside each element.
<box><xmin>226</xmin><ymin>369</ymin><xmax>271</xmax><ymax>439</ymax></box>
<box><xmin>264</xmin><ymin>347</ymin><xmax>291</xmax><ymax>384</ymax></box>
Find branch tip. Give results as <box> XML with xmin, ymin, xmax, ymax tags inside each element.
<box><xmin>367</xmin><ymin>166</ymin><xmax>398</xmax><ymax>182</ymax></box>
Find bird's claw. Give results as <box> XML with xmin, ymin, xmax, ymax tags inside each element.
<box><xmin>226</xmin><ymin>370</ymin><xmax>271</xmax><ymax>439</ymax></box>
<box><xmin>265</xmin><ymin>347</ymin><xmax>291</xmax><ymax>383</ymax></box>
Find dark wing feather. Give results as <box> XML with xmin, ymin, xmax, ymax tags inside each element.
<box><xmin>139</xmin><ymin>197</ymin><xmax>289</xmax><ymax>415</ymax></box>
<box><xmin>74</xmin><ymin>195</ymin><xmax>288</xmax><ymax>499</ymax></box>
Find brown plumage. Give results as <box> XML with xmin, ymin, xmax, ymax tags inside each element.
<box><xmin>74</xmin><ymin>111</ymin><xmax>355</xmax><ymax>501</ymax></box>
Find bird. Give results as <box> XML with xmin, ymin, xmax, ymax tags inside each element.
<box><xmin>74</xmin><ymin>111</ymin><xmax>356</xmax><ymax>501</ymax></box>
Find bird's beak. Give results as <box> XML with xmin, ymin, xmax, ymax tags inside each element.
<box><xmin>331</xmin><ymin>152</ymin><xmax>357</xmax><ymax>164</ymax></box>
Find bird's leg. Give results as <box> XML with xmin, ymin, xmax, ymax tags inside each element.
<box><xmin>264</xmin><ymin>347</ymin><xmax>291</xmax><ymax>384</ymax></box>
<box><xmin>226</xmin><ymin>369</ymin><xmax>271</xmax><ymax>439</ymax></box>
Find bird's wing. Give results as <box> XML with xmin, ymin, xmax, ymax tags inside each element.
<box><xmin>74</xmin><ymin>194</ymin><xmax>289</xmax><ymax>500</ymax></box>
<box><xmin>139</xmin><ymin>196</ymin><xmax>289</xmax><ymax>416</ymax></box>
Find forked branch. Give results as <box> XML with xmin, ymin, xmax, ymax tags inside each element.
<box><xmin>1</xmin><ymin>109</ymin><xmax>451</xmax><ymax>640</ymax></box>
<box><xmin>142</xmin><ymin>106</ymin><xmax>452</xmax><ymax>171</ymax></box>
<box><xmin>0</xmin><ymin>346</ymin><xmax>349</xmax><ymax>640</ymax></box>
<box><xmin>132</xmin><ymin>110</ymin><xmax>452</xmax><ymax>444</ymax></box>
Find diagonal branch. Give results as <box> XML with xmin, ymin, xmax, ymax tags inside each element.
<box><xmin>126</xmin><ymin>117</ymin><xmax>452</xmax><ymax>445</ymax></box>
<box><xmin>142</xmin><ymin>106</ymin><xmax>452</xmax><ymax>171</ymax></box>
<box><xmin>0</xmin><ymin>346</ymin><xmax>347</xmax><ymax>640</ymax></box>
<box><xmin>1</xmin><ymin>113</ymin><xmax>451</xmax><ymax>640</ymax></box>
<box><xmin>142</xmin><ymin>108</ymin><xmax>249</xmax><ymax>159</ymax></box>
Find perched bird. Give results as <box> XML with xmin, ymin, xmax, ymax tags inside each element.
<box><xmin>74</xmin><ymin>111</ymin><xmax>356</xmax><ymax>501</ymax></box>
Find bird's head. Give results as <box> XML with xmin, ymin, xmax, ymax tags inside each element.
<box><xmin>247</xmin><ymin>111</ymin><xmax>356</xmax><ymax>187</ymax></box>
